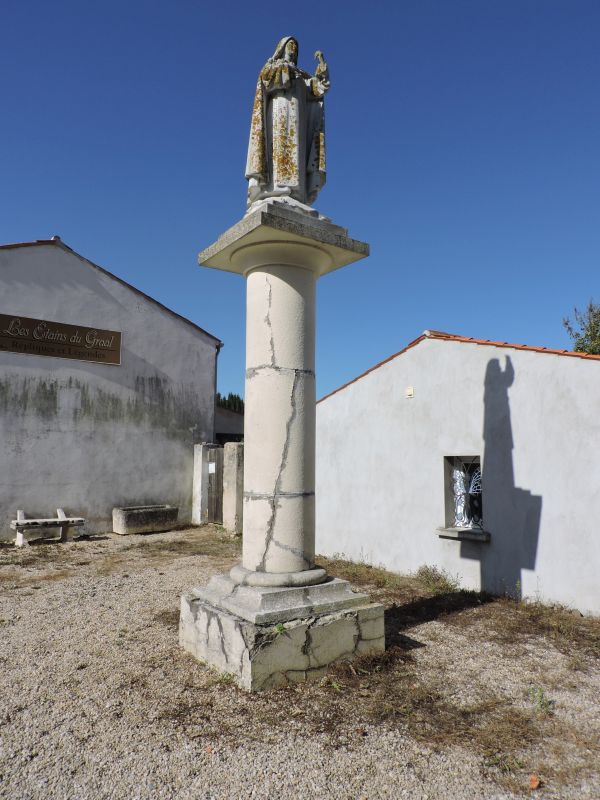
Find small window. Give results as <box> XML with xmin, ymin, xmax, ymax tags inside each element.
<box><xmin>444</xmin><ymin>456</ymin><xmax>483</xmax><ymax>530</ymax></box>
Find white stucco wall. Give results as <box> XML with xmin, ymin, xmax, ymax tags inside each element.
<box><xmin>0</xmin><ymin>242</ymin><xmax>219</xmax><ymax>537</ymax></box>
<box><xmin>316</xmin><ymin>336</ymin><xmax>600</xmax><ymax>615</ymax></box>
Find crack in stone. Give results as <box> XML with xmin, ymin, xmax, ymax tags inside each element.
<box><xmin>214</xmin><ymin>613</ymin><xmax>229</xmax><ymax>666</ymax></box>
<box><xmin>246</xmin><ymin>365</ymin><xmax>315</xmax><ymax>379</ymax></box>
<box><xmin>244</xmin><ymin>490</ymin><xmax>314</xmax><ymax>500</ymax></box>
<box><xmin>264</xmin><ymin>276</ymin><xmax>276</xmax><ymax>368</ymax></box>
<box><xmin>214</xmin><ymin>582</ymin><xmax>241</xmax><ymax>604</ymax></box>
<box><xmin>255</xmin><ymin>370</ymin><xmax>300</xmax><ymax>572</ymax></box>
<box><xmin>270</xmin><ymin>536</ymin><xmax>311</xmax><ymax>566</ymax></box>
<box><xmin>301</xmin><ymin>617</ymin><xmax>319</xmax><ymax>664</ymax></box>
<box><xmin>238</xmin><ymin>638</ymin><xmax>245</xmax><ymax>675</ymax></box>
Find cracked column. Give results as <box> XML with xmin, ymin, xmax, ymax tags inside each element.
<box><xmin>179</xmin><ymin>204</ymin><xmax>385</xmax><ymax>690</ymax></box>
<box><xmin>201</xmin><ymin>207</ymin><xmax>368</xmax><ymax>587</ymax></box>
<box><xmin>236</xmin><ymin>251</ymin><xmax>320</xmax><ymax>585</ymax></box>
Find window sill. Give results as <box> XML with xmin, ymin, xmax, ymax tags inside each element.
<box><xmin>436</xmin><ymin>527</ymin><xmax>491</xmax><ymax>543</ymax></box>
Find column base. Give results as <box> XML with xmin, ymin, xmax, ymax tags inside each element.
<box><xmin>180</xmin><ymin>580</ymin><xmax>385</xmax><ymax>691</ymax></box>
<box><xmin>230</xmin><ymin>563</ymin><xmax>327</xmax><ymax>588</ymax></box>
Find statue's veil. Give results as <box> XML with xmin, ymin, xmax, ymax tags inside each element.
<box><xmin>269</xmin><ymin>37</ymin><xmax>297</xmax><ymax>62</ymax></box>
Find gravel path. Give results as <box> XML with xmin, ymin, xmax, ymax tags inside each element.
<box><xmin>0</xmin><ymin>527</ymin><xmax>598</xmax><ymax>800</ymax></box>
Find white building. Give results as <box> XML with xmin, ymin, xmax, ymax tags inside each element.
<box><xmin>316</xmin><ymin>330</ymin><xmax>600</xmax><ymax>615</ymax></box>
<box><xmin>0</xmin><ymin>237</ymin><xmax>221</xmax><ymax>538</ymax></box>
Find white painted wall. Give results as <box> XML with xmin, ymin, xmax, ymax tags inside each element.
<box><xmin>316</xmin><ymin>336</ymin><xmax>600</xmax><ymax>615</ymax></box>
<box><xmin>0</xmin><ymin>242</ymin><xmax>219</xmax><ymax>537</ymax></box>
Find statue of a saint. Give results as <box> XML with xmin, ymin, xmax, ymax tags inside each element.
<box><xmin>245</xmin><ymin>37</ymin><xmax>330</xmax><ymax>211</ymax></box>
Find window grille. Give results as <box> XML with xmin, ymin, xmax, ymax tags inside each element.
<box><xmin>450</xmin><ymin>456</ymin><xmax>483</xmax><ymax>529</ymax></box>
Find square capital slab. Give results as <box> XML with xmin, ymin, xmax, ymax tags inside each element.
<box><xmin>199</xmin><ymin>202</ymin><xmax>369</xmax><ymax>277</ymax></box>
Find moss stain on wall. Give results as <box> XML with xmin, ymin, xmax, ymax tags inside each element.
<box><xmin>0</xmin><ymin>375</ymin><xmax>205</xmax><ymax>440</ymax></box>
<box><xmin>0</xmin><ymin>377</ymin><xmax>58</xmax><ymax>419</ymax></box>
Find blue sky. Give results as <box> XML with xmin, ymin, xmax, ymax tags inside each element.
<box><xmin>2</xmin><ymin>1</ymin><xmax>599</xmax><ymax>397</ymax></box>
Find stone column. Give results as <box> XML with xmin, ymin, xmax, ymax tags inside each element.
<box><xmin>180</xmin><ymin>203</ymin><xmax>385</xmax><ymax>690</ymax></box>
<box><xmin>232</xmin><ymin>246</ymin><xmax>326</xmax><ymax>586</ymax></box>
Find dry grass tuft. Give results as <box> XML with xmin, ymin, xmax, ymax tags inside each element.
<box><xmin>446</xmin><ymin>595</ymin><xmax>600</xmax><ymax>664</ymax></box>
<box><xmin>153</xmin><ymin>609</ymin><xmax>180</xmax><ymax>628</ymax></box>
<box><xmin>319</xmin><ymin>555</ymin><xmax>422</xmax><ymax>599</ymax></box>
<box><xmin>413</xmin><ymin>564</ymin><xmax>461</xmax><ymax>594</ymax></box>
<box><xmin>121</xmin><ymin>532</ymin><xmax>241</xmax><ymax>561</ymax></box>
<box><xmin>0</xmin><ymin>541</ymin><xmax>92</xmax><ymax>568</ymax></box>
<box><xmin>323</xmin><ymin>647</ymin><xmax>539</xmax><ymax>761</ymax></box>
<box><xmin>315</xmin><ymin>553</ymin><xmax>600</xmax><ymax>674</ymax></box>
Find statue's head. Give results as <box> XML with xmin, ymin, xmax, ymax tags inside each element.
<box><xmin>285</xmin><ymin>38</ymin><xmax>298</xmax><ymax>64</ymax></box>
<box><xmin>271</xmin><ymin>36</ymin><xmax>298</xmax><ymax>65</ymax></box>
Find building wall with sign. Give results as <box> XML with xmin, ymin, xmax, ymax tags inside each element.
<box><xmin>0</xmin><ymin>239</ymin><xmax>221</xmax><ymax>537</ymax></box>
<box><xmin>316</xmin><ymin>331</ymin><xmax>600</xmax><ymax>616</ymax></box>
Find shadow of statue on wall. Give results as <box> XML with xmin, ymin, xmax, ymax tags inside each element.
<box><xmin>460</xmin><ymin>356</ymin><xmax>542</xmax><ymax>598</ymax></box>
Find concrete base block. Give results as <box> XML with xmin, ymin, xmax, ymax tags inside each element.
<box><xmin>180</xmin><ymin>583</ymin><xmax>385</xmax><ymax>691</ymax></box>
<box><xmin>112</xmin><ymin>505</ymin><xmax>178</xmax><ymax>535</ymax></box>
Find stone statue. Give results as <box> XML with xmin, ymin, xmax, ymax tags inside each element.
<box><xmin>245</xmin><ymin>36</ymin><xmax>330</xmax><ymax>212</ymax></box>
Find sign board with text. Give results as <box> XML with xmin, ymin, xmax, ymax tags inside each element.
<box><xmin>0</xmin><ymin>314</ymin><xmax>121</xmax><ymax>365</ymax></box>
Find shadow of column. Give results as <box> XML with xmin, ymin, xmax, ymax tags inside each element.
<box><xmin>460</xmin><ymin>356</ymin><xmax>542</xmax><ymax>598</ymax></box>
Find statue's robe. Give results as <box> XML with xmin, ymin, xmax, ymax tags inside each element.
<box><xmin>246</xmin><ymin>59</ymin><xmax>328</xmax><ymax>206</ymax></box>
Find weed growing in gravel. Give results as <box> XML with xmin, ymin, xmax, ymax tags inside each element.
<box><xmin>413</xmin><ymin>565</ymin><xmax>461</xmax><ymax>594</ymax></box>
<box><xmin>319</xmin><ymin>675</ymin><xmax>343</xmax><ymax>693</ymax></box>
<box><xmin>484</xmin><ymin>753</ymin><xmax>525</xmax><ymax>774</ymax></box>
<box><xmin>529</xmin><ymin>687</ymin><xmax>555</xmax><ymax>716</ymax></box>
<box><xmin>214</xmin><ymin>672</ymin><xmax>235</xmax><ymax>686</ymax></box>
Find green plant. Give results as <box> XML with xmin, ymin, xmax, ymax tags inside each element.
<box><xmin>484</xmin><ymin>753</ymin><xmax>525</xmax><ymax>774</ymax></box>
<box><xmin>215</xmin><ymin>672</ymin><xmax>235</xmax><ymax>686</ymax></box>
<box><xmin>529</xmin><ymin>686</ymin><xmax>555</xmax><ymax>716</ymax></box>
<box><xmin>563</xmin><ymin>300</ymin><xmax>600</xmax><ymax>355</ymax></box>
<box><xmin>319</xmin><ymin>676</ymin><xmax>344</xmax><ymax>693</ymax></box>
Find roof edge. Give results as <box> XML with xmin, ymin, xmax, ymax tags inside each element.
<box><xmin>423</xmin><ymin>329</ymin><xmax>600</xmax><ymax>360</ymax></box>
<box><xmin>318</xmin><ymin>334</ymin><xmax>427</xmax><ymax>404</ymax></box>
<box><xmin>0</xmin><ymin>238</ymin><xmax>60</xmax><ymax>251</ymax></box>
<box><xmin>0</xmin><ymin>237</ymin><xmax>223</xmax><ymax>347</ymax></box>
<box><xmin>317</xmin><ymin>329</ymin><xmax>600</xmax><ymax>405</ymax></box>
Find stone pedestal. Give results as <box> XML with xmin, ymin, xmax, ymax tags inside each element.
<box><xmin>180</xmin><ymin>202</ymin><xmax>383</xmax><ymax>689</ymax></box>
<box><xmin>180</xmin><ymin>587</ymin><xmax>384</xmax><ymax>691</ymax></box>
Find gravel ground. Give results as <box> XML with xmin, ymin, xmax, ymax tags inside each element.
<box><xmin>0</xmin><ymin>526</ymin><xmax>598</xmax><ymax>800</ymax></box>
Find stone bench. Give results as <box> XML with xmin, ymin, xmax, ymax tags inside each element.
<box><xmin>11</xmin><ymin>509</ymin><xmax>86</xmax><ymax>548</ymax></box>
<box><xmin>112</xmin><ymin>505</ymin><xmax>179</xmax><ymax>535</ymax></box>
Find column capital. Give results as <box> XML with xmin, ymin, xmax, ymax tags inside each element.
<box><xmin>199</xmin><ymin>202</ymin><xmax>369</xmax><ymax>278</ymax></box>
